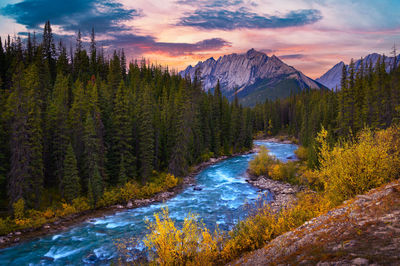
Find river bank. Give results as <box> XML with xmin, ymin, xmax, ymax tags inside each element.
<box><xmin>246</xmin><ymin>176</ymin><xmax>303</xmax><ymax>213</ymax></box>
<box><xmin>246</xmin><ymin>137</ymin><xmax>302</xmax><ymax>213</ymax></box>
<box><xmin>0</xmin><ymin>149</ymin><xmax>256</xmax><ymax>249</ymax></box>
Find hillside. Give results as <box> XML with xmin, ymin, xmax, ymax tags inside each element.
<box><xmin>180</xmin><ymin>49</ymin><xmax>326</xmax><ymax>106</ymax></box>
<box><xmin>231</xmin><ymin>180</ymin><xmax>400</xmax><ymax>265</ymax></box>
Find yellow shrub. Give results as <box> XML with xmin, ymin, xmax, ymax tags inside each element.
<box><xmin>56</xmin><ymin>203</ymin><xmax>76</xmax><ymax>217</ymax></box>
<box><xmin>163</xmin><ymin>173</ymin><xmax>179</xmax><ymax>189</ymax></box>
<box><xmin>120</xmin><ymin>182</ymin><xmax>139</xmax><ymax>202</ymax></box>
<box><xmin>143</xmin><ymin>208</ymin><xmax>222</xmax><ymax>265</ymax></box>
<box><xmin>97</xmin><ymin>188</ymin><xmax>120</xmax><ymax>207</ymax></box>
<box><xmin>15</xmin><ymin>218</ymin><xmax>31</xmax><ymax>227</ymax></box>
<box><xmin>268</xmin><ymin>164</ymin><xmax>283</xmax><ymax>181</ymax></box>
<box><xmin>43</xmin><ymin>208</ymin><xmax>55</xmax><ymax>219</ymax></box>
<box><xmin>221</xmin><ymin>192</ymin><xmax>330</xmax><ymax>262</ymax></box>
<box><xmin>13</xmin><ymin>198</ymin><xmax>25</xmax><ymax>220</ymax></box>
<box><xmin>72</xmin><ymin>197</ymin><xmax>90</xmax><ymax>212</ymax></box>
<box><xmin>294</xmin><ymin>146</ymin><xmax>308</xmax><ymax>161</ymax></box>
<box><xmin>248</xmin><ymin>146</ymin><xmax>277</xmax><ymax>176</ymax></box>
<box><xmin>316</xmin><ymin>126</ymin><xmax>400</xmax><ymax>205</ymax></box>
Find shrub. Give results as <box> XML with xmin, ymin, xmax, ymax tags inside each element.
<box><xmin>143</xmin><ymin>208</ymin><xmax>222</xmax><ymax>265</ymax></box>
<box><xmin>56</xmin><ymin>203</ymin><xmax>76</xmax><ymax>217</ymax></box>
<box><xmin>294</xmin><ymin>146</ymin><xmax>308</xmax><ymax>161</ymax></box>
<box><xmin>97</xmin><ymin>188</ymin><xmax>120</xmax><ymax>207</ymax></box>
<box><xmin>120</xmin><ymin>182</ymin><xmax>139</xmax><ymax>202</ymax></box>
<box><xmin>13</xmin><ymin>198</ymin><xmax>25</xmax><ymax>220</ymax></box>
<box><xmin>268</xmin><ymin>161</ymin><xmax>298</xmax><ymax>184</ymax></box>
<box><xmin>221</xmin><ymin>192</ymin><xmax>330</xmax><ymax>262</ymax></box>
<box><xmin>248</xmin><ymin>146</ymin><xmax>277</xmax><ymax>176</ymax></box>
<box><xmin>0</xmin><ymin>218</ymin><xmax>11</xmax><ymax>235</ymax></box>
<box><xmin>315</xmin><ymin>126</ymin><xmax>400</xmax><ymax>205</ymax></box>
<box><xmin>163</xmin><ymin>173</ymin><xmax>179</xmax><ymax>190</ymax></box>
<box><xmin>43</xmin><ymin>208</ymin><xmax>55</xmax><ymax>219</ymax></box>
<box><xmin>72</xmin><ymin>197</ymin><xmax>90</xmax><ymax>212</ymax></box>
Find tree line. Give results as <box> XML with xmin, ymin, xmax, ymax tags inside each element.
<box><xmin>252</xmin><ymin>54</ymin><xmax>400</xmax><ymax>167</ymax></box>
<box><xmin>0</xmin><ymin>22</ymin><xmax>253</xmax><ymax>211</ymax></box>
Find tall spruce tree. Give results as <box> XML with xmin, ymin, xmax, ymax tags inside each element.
<box><xmin>139</xmin><ymin>84</ymin><xmax>155</xmax><ymax>181</ymax></box>
<box><xmin>112</xmin><ymin>81</ymin><xmax>136</xmax><ymax>184</ymax></box>
<box><xmin>7</xmin><ymin>64</ymin><xmax>44</xmax><ymax>208</ymax></box>
<box><xmin>62</xmin><ymin>142</ymin><xmax>81</xmax><ymax>202</ymax></box>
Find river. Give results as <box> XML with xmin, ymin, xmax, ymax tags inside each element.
<box><xmin>0</xmin><ymin>141</ymin><xmax>297</xmax><ymax>265</ymax></box>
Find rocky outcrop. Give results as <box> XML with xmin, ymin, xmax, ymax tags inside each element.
<box><xmin>180</xmin><ymin>49</ymin><xmax>324</xmax><ymax>105</ymax></box>
<box><xmin>231</xmin><ymin>180</ymin><xmax>400</xmax><ymax>265</ymax></box>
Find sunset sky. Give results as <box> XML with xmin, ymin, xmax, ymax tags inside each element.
<box><xmin>0</xmin><ymin>0</ymin><xmax>399</xmax><ymax>78</ymax></box>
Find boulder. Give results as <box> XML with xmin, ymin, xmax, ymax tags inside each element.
<box><xmin>126</xmin><ymin>200</ymin><xmax>133</xmax><ymax>208</ymax></box>
<box><xmin>352</xmin><ymin>258</ymin><xmax>369</xmax><ymax>265</ymax></box>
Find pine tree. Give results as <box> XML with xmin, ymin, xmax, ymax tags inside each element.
<box><xmin>46</xmin><ymin>73</ymin><xmax>70</xmax><ymax>188</ymax></box>
<box><xmin>168</xmin><ymin>82</ymin><xmax>189</xmax><ymax>177</ymax></box>
<box><xmin>83</xmin><ymin>113</ymin><xmax>103</xmax><ymax>206</ymax></box>
<box><xmin>7</xmin><ymin>64</ymin><xmax>44</xmax><ymax>208</ymax></box>
<box><xmin>42</xmin><ymin>21</ymin><xmax>56</xmax><ymax>82</ymax></box>
<box><xmin>62</xmin><ymin>143</ymin><xmax>81</xmax><ymax>202</ymax></box>
<box><xmin>89</xmin><ymin>28</ymin><xmax>97</xmax><ymax>77</ymax></box>
<box><xmin>139</xmin><ymin>84</ymin><xmax>155</xmax><ymax>181</ymax></box>
<box><xmin>211</xmin><ymin>80</ymin><xmax>222</xmax><ymax>154</ymax></box>
<box><xmin>111</xmin><ymin>81</ymin><xmax>136</xmax><ymax>184</ymax></box>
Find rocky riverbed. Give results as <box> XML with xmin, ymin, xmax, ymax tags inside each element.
<box><xmin>246</xmin><ymin>175</ymin><xmax>303</xmax><ymax>213</ymax></box>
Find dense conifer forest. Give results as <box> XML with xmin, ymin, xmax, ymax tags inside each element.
<box><xmin>252</xmin><ymin>55</ymin><xmax>400</xmax><ymax>167</ymax></box>
<box><xmin>0</xmin><ymin>22</ymin><xmax>253</xmax><ymax>213</ymax></box>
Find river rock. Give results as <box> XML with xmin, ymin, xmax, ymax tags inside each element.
<box><xmin>14</xmin><ymin>231</ymin><xmax>21</xmax><ymax>235</ymax></box>
<box><xmin>41</xmin><ymin>256</ymin><xmax>54</xmax><ymax>262</ymax></box>
<box><xmin>126</xmin><ymin>200</ymin><xmax>133</xmax><ymax>208</ymax></box>
<box><xmin>0</xmin><ymin>237</ymin><xmax>7</xmax><ymax>244</ymax></box>
<box><xmin>352</xmin><ymin>258</ymin><xmax>369</xmax><ymax>265</ymax></box>
<box><xmin>116</xmin><ymin>204</ymin><xmax>124</xmax><ymax>209</ymax></box>
<box><xmin>14</xmin><ymin>237</ymin><xmax>20</xmax><ymax>242</ymax></box>
<box><xmin>43</xmin><ymin>225</ymin><xmax>51</xmax><ymax>229</ymax></box>
<box><xmin>86</xmin><ymin>253</ymin><xmax>97</xmax><ymax>262</ymax></box>
<box><xmin>193</xmin><ymin>186</ymin><xmax>202</xmax><ymax>191</ymax></box>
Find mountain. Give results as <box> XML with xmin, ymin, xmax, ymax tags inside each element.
<box><xmin>179</xmin><ymin>49</ymin><xmax>326</xmax><ymax>106</ymax></box>
<box><xmin>317</xmin><ymin>53</ymin><xmax>400</xmax><ymax>90</ymax></box>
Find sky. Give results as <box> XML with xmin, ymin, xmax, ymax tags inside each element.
<box><xmin>0</xmin><ymin>0</ymin><xmax>399</xmax><ymax>78</ymax></box>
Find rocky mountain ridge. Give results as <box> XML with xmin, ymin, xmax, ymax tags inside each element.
<box><xmin>180</xmin><ymin>49</ymin><xmax>325</xmax><ymax>106</ymax></box>
<box><xmin>317</xmin><ymin>53</ymin><xmax>400</xmax><ymax>89</ymax></box>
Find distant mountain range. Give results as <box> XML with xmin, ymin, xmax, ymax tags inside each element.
<box><xmin>316</xmin><ymin>53</ymin><xmax>400</xmax><ymax>90</ymax></box>
<box><xmin>179</xmin><ymin>49</ymin><xmax>326</xmax><ymax>106</ymax></box>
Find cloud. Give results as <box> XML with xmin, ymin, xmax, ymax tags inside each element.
<box><xmin>177</xmin><ymin>8</ymin><xmax>322</xmax><ymax>30</ymax></box>
<box><xmin>105</xmin><ymin>33</ymin><xmax>231</xmax><ymax>56</ymax></box>
<box><xmin>279</xmin><ymin>54</ymin><xmax>306</xmax><ymax>59</ymax></box>
<box><xmin>176</xmin><ymin>0</ymin><xmax>243</xmax><ymax>8</ymax></box>
<box><xmin>1</xmin><ymin>0</ymin><xmax>139</xmax><ymax>33</ymax></box>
